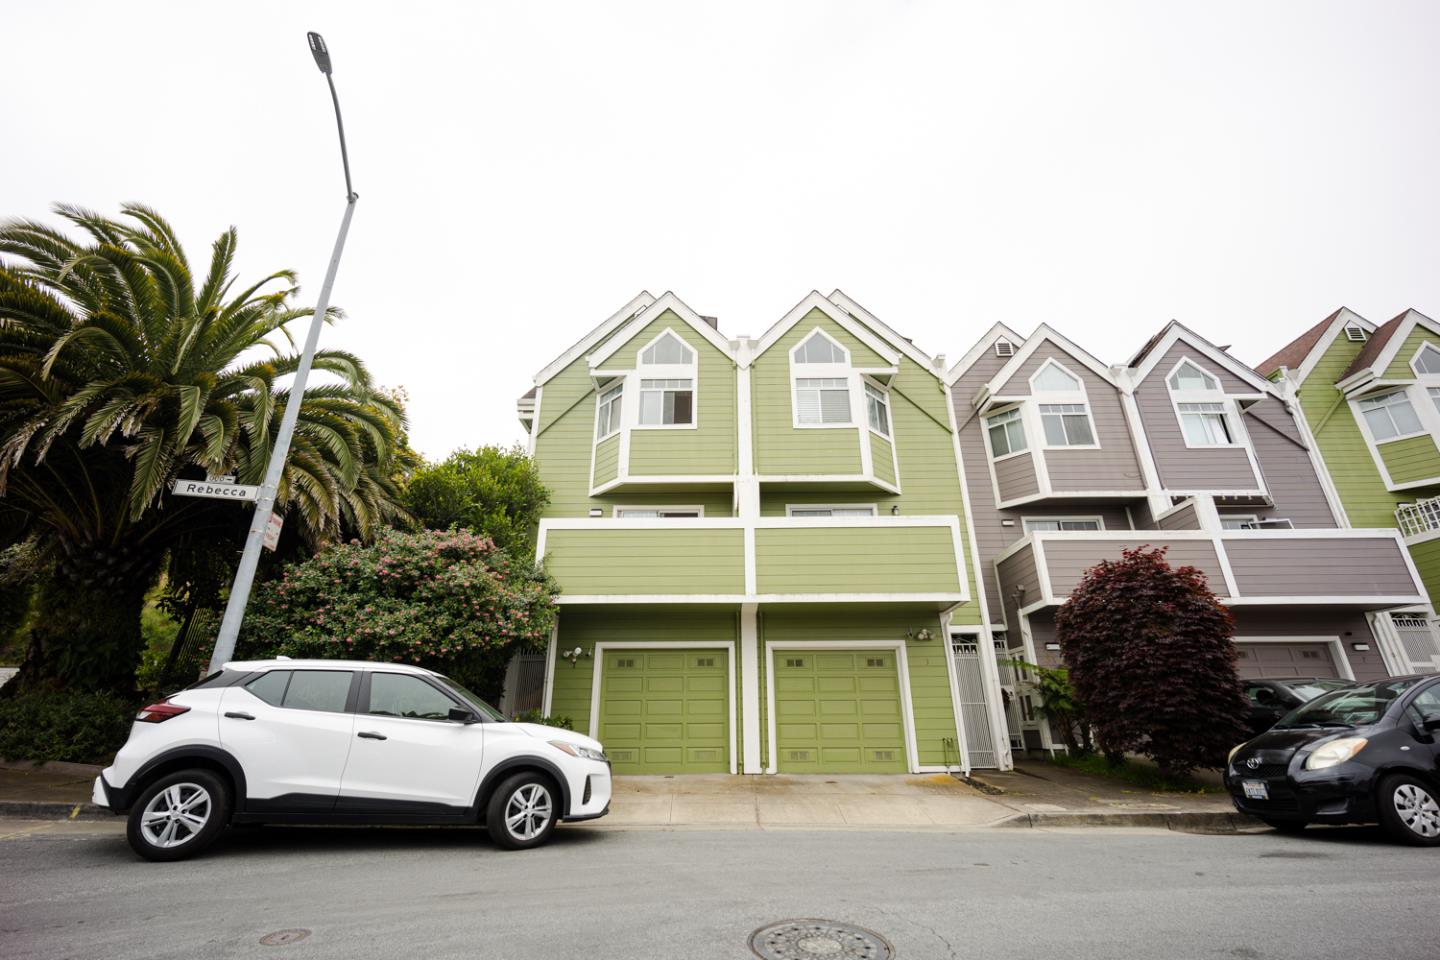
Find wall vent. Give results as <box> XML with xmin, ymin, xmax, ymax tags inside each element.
<box><xmin>695</xmin><ymin>657</ymin><xmax>715</xmax><ymax>668</ymax></box>
<box><xmin>616</xmin><ymin>658</ymin><xmax>636</xmax><ymax>669</ymax></box>
<box><xmin>995</xmin><ymin>338</ymin><xmax>1015</xmax><ymax>357</ymax></box>
<box><xmin>865</xmin><ymin>657</ymin><xmax>885</xmax><ymax>668</ymax></box>
<box><xmin>873</xmin><ymin>750</ymin><xmax>895</xmax><ymax>762</ymax></box>
<box><xmin>785</xmin><ymin>658</ymin><xmax>806</xmax><ymax>668</ymax></box>
<box><xmin>787</xmin><ymin>750</ymin><xmax>811</xmax><ymax>761</ymax></box>
<box><xmin>1344</xmin><ymin>324</ymin><xmax>1368</xmax><ymax>342</ymax></box>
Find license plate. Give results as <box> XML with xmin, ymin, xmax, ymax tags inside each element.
<box><xmin>1242</xmin><ymin>780</ymin><xmax>1269</xmax><ymax>801</ymax></box>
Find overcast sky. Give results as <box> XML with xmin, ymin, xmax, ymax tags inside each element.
<box><xmin>8</xmin><ymin>2</ymin><xmax>1439</xmax><ymax>459</ymax></box>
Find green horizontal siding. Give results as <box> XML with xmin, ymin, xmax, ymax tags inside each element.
<box><xmin>626</xmin><ymin>312</ymin><xmax>737</xmax><ymax>477</ymax></box>
<box><xmin>544</xmin><ymin>527</ymin><xmax>745</xmax><ymax>594</ymax></box>
<box><xmin>1382</xmin><ymin>329</ymin><xmax>1439</xmax><ymax>380</ymax></box>
<box><xmin>593</xmin><ymin>435</ymin><xmax>619</xmax><ymax>487</ymax></box>
<box><xmin>1380</xmin><ymin>434</ymin><xmax>1440</xmax><ymax>485</ymax></box>
<box><xmin>870</xmin><ymin>432</ymin><xmax>896</xmax><ymax>486</ymax></box>
<box><xmin>755</xmin><ymin>525</ymin><xmax>960</xmax><ymax>594</ymax></box>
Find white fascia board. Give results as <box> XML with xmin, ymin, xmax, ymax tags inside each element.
<box><xmin>982</xmin><ymin>324</ymin><xmax>1121</xmax><ymax>397</ymax></box>
<box><xmin>586</xmin><ymin>291</ymin><xmax>737</xmax><ymax>369</ymax></box>
<box><xmin>534</xmin><ymin>291</ymin><xmax>656</xmax><ymax>386</ymax></box>
<box><xmin>826</xmin><ymin>289</ymin><xmax>940</xmax><ymax>374</ymax></box>
<box><xmin>1130</xmin><ymin>323</ymin><xmax>1282</xmax><ymax>398</ymax></box>
<box><xmin>752</xmin><ymin>291</ymin><xmax>901</xmax><ymax>368</ymax></box>
<box><xmin>1292</xmin><ymin>308</ymin><xmax>1375</xmax><ymax>386</ymax></box>
<box><xmin>945</xmin><ymin>322</ymin><xmax>1027</xmax><ymax>386</ymax></box>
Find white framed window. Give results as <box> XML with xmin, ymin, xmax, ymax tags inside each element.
<box><xmin>1022</xmin><ymin>517</ymin><xmax>1103</xmax><ymax>532</ymax></box>
<box><xmin>1412</xmin><ymin>342</ymin><xmax>1440</xmax><ymax>376</ymax></box>
<box><xmin>986</xmin><ymin>408</ymin><xmax>1027</xmax><ymax>457</ymax></box>
<box><xmin>595</xmin><ymin>384</ymin><xmax>622</xmax><ymax>440</ymax></box>
<box><xmin>1039</xmin><ymin>403</ymin><xmax>1095</xmax><ymax>446</ymax></box>
<box><xmin>1032</xmin><ymin>363</ymin><xmax>1082</xmax><ymax>393</ymax></box>
<box><xmin>1344</xmin><ymin>323</ymin><xmax>1368</xmax><ymax>343</ymax></box>
<box><xmin>1219</xmin><ymin>514</ymin><xmax>1259</xmax><ymax>530</ymax></box>
<box><xmin>864</xmin><ymin>383</ymin><xmax>890</xmax><ymax>436</ymax></box>
<box><xmin>796</xmin><ymin>378</ymin><xmax>851</xmax><ymax>425</ymax></box>
<box><xmin>793</xmin><ymin>330</ymin><xmax>848</xmax><ymax>364</ymax></box>
<box><xmin>640</xmin><ymin>331</ymin><xmax>695</xmax><ymax>365</ymax></box>
<box><xmin>786</xmin><ymin>505</ymin><xmax>878</xmax><ymax>518</ymax></box>
<box><xmin>1178</xmin><ymin>402</ymin><xmax>1234</xmax><ymax>445</ymax></box>
<box><xmin>1168</xmin><ymin>361</ymin><xmax>1220</xmax><ymax>392</ymax></box>
<box><xmin>1428</xmin><ymin>386</ymin><xmax>1440</xmax><ymax>415</ymax></box>
<box><xmin>614</xmin><ymin>507</ymin><xmax>703</xmax><ymax>518</ymax></box>
<box><xmin>1242</xmin><ymin>518</ymin><xmax>1294</xmax><ymax>530</ymax></box>
<box><xmin>1358</xmin><ymin>390</ymin><xmax>1423</xmax><ymax>442</ymax></box>
<box><xmin>639</xmin><ymin>378</ymin><xmax>694</xmax><ymax>426</ymax></box>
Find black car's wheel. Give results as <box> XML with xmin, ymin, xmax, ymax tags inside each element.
<box><xmin>1260</xmin><ymin>818</ymin><xmax>1307</xmax><ymax>834</ymax></box>
<box><xmin>486</xmin><ymin>772</ymin><xmax>559</xmax><ymax>850</ymax></box>
<box><xmin>126</xmin><ymin>769</ymin><xmax>231</xmax><ymax>862</ymax></box>
<box><xmin>1377</xmin><ymin>773</ymin><xmax>1440</xmax><ymax>846</ymax></box>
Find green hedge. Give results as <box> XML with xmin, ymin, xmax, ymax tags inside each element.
<box><xmin>0</xmin><ymin>691</ymin><xmax>135</xmax><ymax>764</ymax></box>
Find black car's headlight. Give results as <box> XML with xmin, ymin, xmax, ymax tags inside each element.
<box><xmin>1304</xmin><ymin>737</ymin><xmax>1367</xmax><ymax>771</ymax></box>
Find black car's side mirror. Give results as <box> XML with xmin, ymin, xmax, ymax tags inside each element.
<box><xmin>448</xmin><ymin>707</ymin><xmax>480</xmax><ymax>724</ymax></box>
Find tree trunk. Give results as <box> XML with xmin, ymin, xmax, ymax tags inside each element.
<box><xmin>9</xmin><ymin>541</ymin><xmax>161</xmax><ymax>698</ymax></box>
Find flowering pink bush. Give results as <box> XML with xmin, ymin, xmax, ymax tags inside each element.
<box><xmin>238</xmin><ymin>529</ymin><xmax>556</xmax><ymax>687</ymax></box>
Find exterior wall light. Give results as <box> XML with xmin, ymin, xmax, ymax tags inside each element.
<box><xmin>906</xmin><ymin>628</ymin><xmax>934</xmax><ymax>642</ymax></box>
<box><xmin>1351</xmin><ymin>642</ymin><xmax>1371</xmax><ymax>651</ymax></box>
<box><xmin>562</xmin><ymin>646</ymin><xmax>591</xmax><ymax>666</ymax></box>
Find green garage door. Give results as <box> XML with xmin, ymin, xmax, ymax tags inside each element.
<box><xmin>774</xmin><ymin>649</ymin><xmax>906</xmax><ymax>773</ymax></box>
<box><xmin>598</xmin><ymin>649</ymin><xmax>729</xmax><ymax>774</ymax></box>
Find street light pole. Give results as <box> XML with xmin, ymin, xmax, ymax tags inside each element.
<box><xmin>208</xmin><ymin>32</ymin><xmax>359</xmax><ymax>672</ymax></box>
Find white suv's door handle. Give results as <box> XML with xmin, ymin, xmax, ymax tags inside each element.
<box><xmin>357</xmin><ymin>731</ymin><xmax>387</xmax><ymax>740</ymax></box>
<box><xmin>224</xmin><ymin>711</ymin><xmax>256</xmax><ymax>721</ymax></box>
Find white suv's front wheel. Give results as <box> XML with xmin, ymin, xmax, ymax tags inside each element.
<box><xmin>126</xmin><ymin>769</ymin><xmax>230</xmax><ymax>861</ymax></box>
<box><xmin>486</xmin><ymin>772</ymin><xmax>558</xmax><ymax>850</ymax></box>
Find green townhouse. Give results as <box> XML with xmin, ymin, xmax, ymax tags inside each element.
<box><xmin>516</xmin><ymin>290</ymin><xmax>1012</xmax><ymax>776</ymax></box>
<box><xmin>1259</xmin><ymin>308</ymin><xmax>1440</xmax><ymax>674</ymax></box>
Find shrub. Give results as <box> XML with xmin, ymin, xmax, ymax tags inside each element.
<box><xmin>1054</xmin><ymin>545</ymin><xmax>1249</xmax><ymax>777</ymax></box>
<box><xmin>404</xmin><ymin>445</ymin><xmax>549</xmax><ymax>557</ymax></box>
<box><xmin>0</xmin><ymin>691</ymin><xmax>135</xmax><ymax>763</ymax></box>
<box><xmin>514</xmin><ymin>709</ymin><xmax>574</xmax><ymax>730</ymax></box>
<box><xmin>1002</xmin><ymin>659</ymin><xmax>1092</xmax><ymax>754</ymax></box>
<box><xmin>237</xmin><ymin>528</ymin><xmax>557</xmax><ymax>700</ymax></box>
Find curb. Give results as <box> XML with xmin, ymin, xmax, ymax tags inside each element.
<box><xmin>0</xmin><ymin>759</ymin><xmax>106</xmax><ymax>777</ymax></box>
<box><xmin>994</xmin><ymin>809</ymin><xmax>1260</xmax><ymax>832</ymax></box>
<box><xmin>0</xmin><ymin>799</ymin><xmax>112</xmax><ymax>821</ymax></box>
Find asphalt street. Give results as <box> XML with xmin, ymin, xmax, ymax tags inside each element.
<box><xmin>1</xmin><ymin>820</ymin><xmax>1436</xmax><ymax>960</ymax></box>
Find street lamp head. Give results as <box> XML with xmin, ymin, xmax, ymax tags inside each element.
<box><xmin>307</xmin><ymin>31</ymin><xmax>333</xmax><ymax>75</ymax></box>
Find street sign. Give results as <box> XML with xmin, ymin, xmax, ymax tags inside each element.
<box><xmin>262</xmin><ymin>512</ymin><xmax>284</xmax><ymax>551</ymax></box>
<box><xmin>171</xmin><ymin>479</ymin><xmax>261</xmax><ymax>502</ymax></box>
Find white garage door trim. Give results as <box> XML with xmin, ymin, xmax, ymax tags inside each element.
<box><xmin>1232</xmin><ymin>635</ymin><xmax>1355</xmax><ymax>681</ymax></box>
<box><xmin>764</xmin><ymin>640</ymin><xmax>920</xmax><ymax>775</ymax></box>
<box><xmin>588</xmin><ymin>641</ymin><xmax>738</xmax><ymax>775</ymax></box>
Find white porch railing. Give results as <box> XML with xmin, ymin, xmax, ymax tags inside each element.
<box><xmin>1396</xmin><ymin>496</ymin><xmax>1440</xmax><ymax>538</ymax></box>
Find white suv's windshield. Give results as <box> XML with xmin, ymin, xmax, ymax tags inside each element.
<box><xmin>435</xmin><ymin>676</ymin><xmax>507</xmax><ymax>721</ymax></box>
<box><xmin>1275</xmin><ymin>677</ymin><xmax>1422</xmax><ymax>729</ymax></box>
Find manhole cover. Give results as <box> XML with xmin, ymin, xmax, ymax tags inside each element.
<box><xmin>749</xmin><ymin>920</ymin><xmax>893</xmax><ymax>959</ymax></box>
<box><xmin>259</xmin><ymin>929</ymin><xmax>312</xmax><ymax>946</ymax></box>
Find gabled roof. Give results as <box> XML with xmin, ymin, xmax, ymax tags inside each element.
<box><xmin>944</xmin><ymin>322</ymin><xmax>1024</xmax><ymax>385</ymax></box>
<box><xmin>586</xmin><ymin>291</ymin><xmax>736</xmax><ymax>369</ymax></box>
<box><xmin>1339</xmin><ymin>311</ymin><xmax>1407</xmax><ymax>380</ymax></box>
<box><xmin>826</xmin><ymin>290</ymin><xmax>940</xmax><ymax>374</ymax></box>
<box><xmin>1127</xmin><ymin>320</ymin><xmax>1280</xmax><ymax>397</ymax></box>
<box><xmin>1255</xmin><ymin>308</ymin><xmax>1345</xmax><ymax>377</ymax></box>
<box><xmin>531</xmin><ymin>291</ymin><xmax>656</xmax><ymax>386</ymax></box>
<box><xmin>751</xmin><ymin>291</ymin><xmax>902</xmax><ymax>368</ymax></box>
<box><xmin>1336</xmin><ymin>309</ymin><xmax>1440</xmax><ymax>386</ymax></box>
<box><xmin>980</xmin><ymin>324</ymin><xmax>1120</xmax><ymax>400</ymax></box>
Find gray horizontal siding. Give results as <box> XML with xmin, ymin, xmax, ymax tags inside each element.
<box><xmin>1225</xmin><ymin>537</ymin><xmax>1417</xmax><ymax>597</ymax></box>
<box><xmin>1043</xmin><ymin>538</ymin><xmax>1227</xmax><ymax>598</ymax></box>
<box><xmin>1157</xmin><ymin>501</ymin><xmax>1201</xmax><ymax>530</ymax></box>
<box><xmin>1136</xmin><ymin>344</ymin><xmax>1262</xmax><ymax>492</ymax></box>
<box><xmin>995</xmin><ymin>452</ymin><xmax>1040</xmax><ymax>502</ymax></box>
<box><xmin>996</xmin><ymin>544</ymin><xmax>1041</xmax><ymax>636</ymax></box>
<box><xmin>1245</xmin><ymin>398</ymin><xmax>1338</xmax><ymax>528</ymax></box>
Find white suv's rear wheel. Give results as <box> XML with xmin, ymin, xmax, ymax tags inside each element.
<box><xmin>126</xmin><ymin>769</ymin><xmax>230</xmax><ymax>861</ymax></box>
<box><xmin>486</xmin><ymin>772</ymin><xmax>558</xmax><ymax>850</ymax></box>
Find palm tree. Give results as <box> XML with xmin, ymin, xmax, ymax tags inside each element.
<box><xmin>0</xmin><ymin>203</ymin><xmax>412</xmax><ymax>694</ymax></box>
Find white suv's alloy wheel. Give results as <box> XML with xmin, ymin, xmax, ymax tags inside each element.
<box><xmin>1394</xmin><ymin>783</ymin><xmax>1440</xmax><ymax>839</ymax></box>
<box><xmin>504</xmin><ymin>783</ymin><xmax>553</xmax><ymax>841</ymax></box>
<box><xmin>140</xmin><ymin>782</ymin><xmax>213</xmax><ymax>849</ymax></box>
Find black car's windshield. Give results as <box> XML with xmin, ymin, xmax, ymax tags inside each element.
<box><xmin>1274</xmin><ymin>678</ymin><xmax>1422</xmax><ymax>729</ymax></box>
<box><xmin>1281</xmin><ymin>679</ymin><xmax>1350</xmax><ymax>703</ymax></box>
<box><xmin>435</xmin><ymin>676</ymin><xmax>507</xmax><ymax>721</ymax></box>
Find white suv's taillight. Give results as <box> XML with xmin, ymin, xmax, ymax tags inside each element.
<box><xmin>136</xmin><ymin>701</ymin><xmax>190</xmax><ymax>723</ymax></box>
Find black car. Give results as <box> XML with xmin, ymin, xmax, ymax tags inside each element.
<box><xmin>1243</xmin><ymin>677</ymin><xmax>1352</xmax><ymax>736</ymax></box>
<box><xmin>1225</xmin><ymin>674</ymin><xmax>1440</xmax><ymax>844</ymax></box>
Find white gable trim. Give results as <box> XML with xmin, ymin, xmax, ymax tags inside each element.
<box><xmin>533</xmin><ymin>290</ymin><xmax>655</xmax><ymax>386</ymax></box>
<box><xmin>980</xmin><ymin>325</ymin><xmax>1120</xmax><ymax>401</ymax></box>
<box><xmin>945</xmin><ymin>322</ymin><xmax>1025</xmax><ymax>385</ymax></box>
<box><xmin>1292</xmin><ymin>308</ymin><xmax>1375</xmax><ymax>386</ymax></box>
<box><xmin>1364</xmin><ymin>310</ymin><xmax>1440</xmax><ymax>383</ymax></box>
<box><xmin>1130</xmin><ymin>323</ymin><xmax>1281</xmax><ymax>397</ymax></box>
<box><xmin>586</xmin><ymin>291</ymin><xmax>736</xmax><ymax>369</ymax></box>
<box><xmin>752</xmin><ymin>291</ymin><xmax>901</xmax><ymax>368</ymax></box>
<box><xmin>827</xmin><ymin>289</ymin><xmax>941</xmax><ymax>374</ymax></box>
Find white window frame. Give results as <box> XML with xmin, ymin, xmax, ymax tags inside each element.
<box><xmin>1021</xmin><ymin>516</ymin><xmax>1104</xmax><ymax>533</ymax></box>
<box><xmin>985</xmin><ymin>406</ymin><xmax>1028</xmax><ymax>460</ymax></box>
<box><xmin>864</xmin><ymin>380</ymin><xmax>891</xmax><ymax>438</ymax></box>
<box><xmin>634</xmin><ymin>328</ymin><xmax>698</xmax><ymax>430</ymax></box>
<box><xmin>789</xmin><ymin>327</ymin><xmax>856</xmax><ymax>430</ymax></box>
<box><xmin>784</xmin><ymin>504</ymin><xmax>879</xmax><ymax>518</ymax></box>
<box><xmin>1218</xmin><ymin>514</ymin><xmax>1259</xmax><ymax>530</ymax></box>
<box><xmin>1029</xmin><ymin>359</ymin><xmax>1099</xmax><ymax>450</ymax></box>
<box><xmin>1356</xmin><ymin>389</ymin><xmax>1426</xmax><ymax>444</ymax></box>
<box><xmin>613</xmin><ymin>506</ymin><xmax>706</xmax><ymax>518</ymax></box>
<box><xmin>1410</xmin><ymin>341</ymin><xmax>1440</xmax><ymax>378</ymax></box>
<box><xmin>594</xmin><ymin>382</ymin><xmax>623</xmax><ymax>441</ymax></box>
<box><xmin>1164</xmin><ymin>358</ymin><xmax>1245</xmax><ymax>449</ymax></box>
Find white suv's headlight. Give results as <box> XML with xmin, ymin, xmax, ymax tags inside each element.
<box><xmin>549</xmin><ymin>740</ymin><xmax>607</xmax><ymax>762</ymax></box>
<box><xmin>1304</xmin><ymin>737</ymin><xmax>1368</xmax><ymax>771</ymax></box>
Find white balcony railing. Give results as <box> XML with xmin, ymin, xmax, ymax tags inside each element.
<box><xmin>1396</xmin><ymin>496</ymin><xmax>1440</xmax><ymax>538</ymax></box>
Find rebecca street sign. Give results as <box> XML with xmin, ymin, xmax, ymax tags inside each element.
<box><xmin>171</xmin><ymin>479</ymin><xmax>261</xmax><ymax>502</ymax></box>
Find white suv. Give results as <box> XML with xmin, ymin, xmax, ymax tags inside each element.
<box><xmin>92</xmin><ymin>659</ymin><xmax>611</xmax><ymax>861</ymax></box>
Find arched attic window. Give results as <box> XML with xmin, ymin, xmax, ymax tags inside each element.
<box><xmin>636</xmin><ymin>330</ymin><xmax>696</xmax><ymax>426</ymax></box>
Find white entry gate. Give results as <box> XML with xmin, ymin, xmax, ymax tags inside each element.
<box><xmin>950</xmin><ymin>637</ymin><xmax>1001</xmax><ymax>769</ymax></box>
